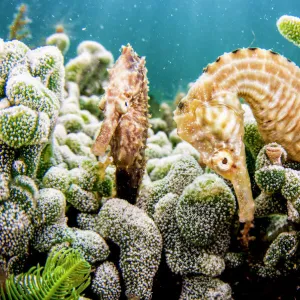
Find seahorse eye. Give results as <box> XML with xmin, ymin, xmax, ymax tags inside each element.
<box><xmin>222</xmin><ymin>157</ymin><xmax>228</xmax><ymax>164</ymax></box>
<box><xmin>212</xmin><ymin>150</ymin><xmax>233</xmax><ymax>172</ymax></box>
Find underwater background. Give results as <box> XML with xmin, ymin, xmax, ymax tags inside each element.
<box><xmin>1</xmin><ymin>0</ymin><xmax>300</xmax><ymax>101</ymax></box>
<box><xmin>2</xmin><ymin>0</ymin><xmax>300</xmax><ymax>299</ymax></box>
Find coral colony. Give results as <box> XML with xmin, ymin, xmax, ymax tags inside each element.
<box><xmin>2</xmin><ymin>9</ymin><xmax>300</xmax><ymax>300</ymax></box>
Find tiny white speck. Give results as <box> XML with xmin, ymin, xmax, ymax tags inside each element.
<box><xmin>82</xmin><ymin>28</ymin><xmax>86</xmax><ymax>31</ymax></box>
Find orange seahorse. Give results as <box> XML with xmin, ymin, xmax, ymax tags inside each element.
<box><xmin>174</xmin><ymin>48</ymin><xmax>300</xmax><ymax>242</ymax></box>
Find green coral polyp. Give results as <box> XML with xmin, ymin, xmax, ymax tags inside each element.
<box><xmin>281</xmin><ymin>169</ymin><xmax>300</xmax><ymax>201</ymax></box>
<box><xmin>6</xmin><ymin>73</ymin><xmax>60</xmax><ymax>127</ymax></box>
<box><xmin>277</xmin><ymin>15</ymin><xmax>300</xmax><ymax>47</ymax></box>
<box><xmin>0</xmin><ymin>40</ymin><xmax>29</xmax><ymax>97</ymax></box>
<box><xmin>0</xmin><ymin>105</ymin><xmax>50</xmax><ymax>148</ymax></box>
<box><xmin>42</xmin><ymin>166</ymin><xmax>70</xmax><ymax>192</ymax></box>
<box><xmin>255</xmin><ymin>165</ymin><xmax>286</xmax><ymax>194</ymax></box>
<box><xmin>176</xmin><ymin>174</ymin><xmax>236</xmax><ymax>247</ymax></box>
<box><xmin>35</xmin><ymin>188</ymin><xmax>66</xmax><ymax>225</ymax></box>
<box><xmin>26</xmin><ymin>46</ymin><xmax>64</xmax><ymax>101</ymax></box>
<box><xmin>264</xmin><ymin>231</ymin><xmax>298</xmax><ymax>267</ymax></box>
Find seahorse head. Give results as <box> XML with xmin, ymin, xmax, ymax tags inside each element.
<box><xmin>174</xmin><ymin>89</ymin><xmax>255</xmax><ymax>223</ymax></box>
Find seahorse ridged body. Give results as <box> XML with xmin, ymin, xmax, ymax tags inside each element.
<box><xmin>92</xmin><ymin>44</ymin><xmax>149</xmax><ymax>203</ymax></box>
<box><xmin>174</xmin><ymin>48</ymin><xmax>300</xmax><ymax>224</ymax></box>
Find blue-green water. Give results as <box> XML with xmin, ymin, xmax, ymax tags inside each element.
<box><xmin>1</xmin><ymin>0</ymin><xmax>300</xmax><ymax>101</ymax></box>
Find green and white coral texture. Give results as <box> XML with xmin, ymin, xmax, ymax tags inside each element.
<box><xmin>2</xmin><ymin>33</ymin><xmax>300</xmax><ymax>300</ymax></box>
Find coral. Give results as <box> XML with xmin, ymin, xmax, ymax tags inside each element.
<box><xmin>179</xmin><ymin>276</ymin><xmax>232</xmax><ymax>300</ymax></box>
<box><xmin>0</xmin><ymin>105</ymin><xmax>50</xmax><ymax>148</ymax></box>
<box><xmin>172</xmin><ymin>141</ymin><xmax>200</xmax><ymax>161</ymax></box>
<box><xmin>8</xmin><ymin>4</ymin><xmax>31</xmax><ymax>41</ymax></box>
<box><xmin>159</xmin><ymin>102</ymin><xmax>176</xmax><ymax>132</ymax></box>
<box><xmin>153</xmin><ymin>193</ymin><xmax>226</xmax><ymax>276</ymax></box>
<box><xmin>176</xmin><ymin>174</ymin><xmax>236</xmax><ymax>247</ymax></box>
<box><xmin>174</xmin><ymin>48</ymin><xmax>300</xmax><ymax>240</ymax></box>
<box><xmin>264</xmin><ymin>231</ymin><xmax>298</xmax><ymax>268</ymax></box>
<box><xmin>0</xmin><ymin>40</ymin><xmax>29</xmax><ymax>97</ymax></box>
<box><xmin>42</xmin><ymin>166</ymin><xmax>70</xmax><ymax>192</ymax></box>
<box><xmin>77</xmin><ymin>212</ymin><xmax>100</xmax><ymax>232</ymax></box>
<box><xmin>0</xmin><ymin>174</ymin><xmax>38</xmax><ymax>265</ymax></box>
<box><xmin>145</xmin><ymin>131</ymin><xmax>172</xmax><ymax>159</ymax></box>
<box><xmin>92</xmin><ymin>45</ymin><xmax>149</xmax><ymax>204</ymax></box>
<box><xmin>277</xmin><ymin>15</ymin><xmax>300</xmax><ymax>47</ymax></box>
<box><xmin>0</xmin><ymin>40</ymin><xmax>64</xmax><ymax>198</ymax></box>
<box><xmin>149</xmin><ymin>118</ymin><xmax>168</xmax><ymax>133</ymax></box>
<box><xmin>254</xmin><ymin>192</ymin><xmax>286</xmax><ymax>217</ymax></box>
<box><xmin>98</xmin><ymin>198</ymin><xmax>162</xmax><ymax>300</ymax></box>
<box><xmin>71</xmin><ymin>229</ymin><xmax>109</xmax><ymax>264</ymax></box>
<box><xmin>0</xmin><ymin>202</ymin><xmax>33</xmax><ymax>258</ymax></box>
<box><xmin>35</xmin><ymin>188</ymin><xmax>66</xmax><ymax>225</ymax></box>
<box><xmin>58</xmin><ymin>114</ymin><xmax>85</xmax><ymax>133</ymax></box>
<box><xmin>169</xmin><ymin>128</ymin><xmax>182</xmax><ymax>146</ymax></box>
<box><xmin>254</xmin><ymin>143</ymin><xmax>300</xmax><ymax>222</ymax></box>
<box><xmin>66</xmin><ymin>184</ymin><xmax>100</xmax><ymax>212</ymax></box>
<box><xmin>65</xmin><ymin>41</ymin><xmax>113</xmax><ymax>95</ymax></box>
<box><xmin>153</xmin><ymin>173</ymin><xmax>236</xmax><ymax>277</ymax></box>
<box><xmin>46</xmin><ymin>26</ymin><xmax>70</xmax><ymax>54</ymax></box>
<box><xmin>255</xmin><ymin>165</ymin><xmax>286</xmax><ymax>194</ymax></box>
<box><xmin>147</xmin><ymin>154</ymin><xmax>183</xmax><ymax>181</ymax></box>
<box><xmin>91</xmin><ymin>262</ymin><xmax>121</xmax><ymax>300</ymax></box>
<box><xmin>80</xmin><ymin>95</ymin><xmax>103</xmax><ymax>118</ymax></box>
<box><xmin>243</xmin><ymin>104</ymin><xmax>265</xmax><ymax>159</ymax></box>
<box><xmin>26</xmin><ymin>46</ymin><xmax>65</xmax><ymax>103</ymax></box>
<box><xmin>32</xmin><ymin>224</ymin><xmax>74</xmax><ymax>253</ymax></box>
<box><xmin>137</xmin><ymin>155</ymin><xmax>203</xmax><ymax>217</ymax></box>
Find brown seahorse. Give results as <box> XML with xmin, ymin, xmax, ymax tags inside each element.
<box><xmin>174</xmin><ymin>48</ymin><xmax>300</xmax><ymax>241</ymax></box>
<box><xmin>92</xmin><ymin>44</ymin><xmax>149</xmax><ymax>204</ymax></box>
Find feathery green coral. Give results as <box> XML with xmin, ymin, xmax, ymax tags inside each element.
<box><xmin>0</xmin><ymin>247</ymin><xmax>91</xmax><ymax>300</ymax></box>
<box><xmin>277</xmin><ymin>15</ymin><xmax>300</xmax><ymax>47</ymax></box>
